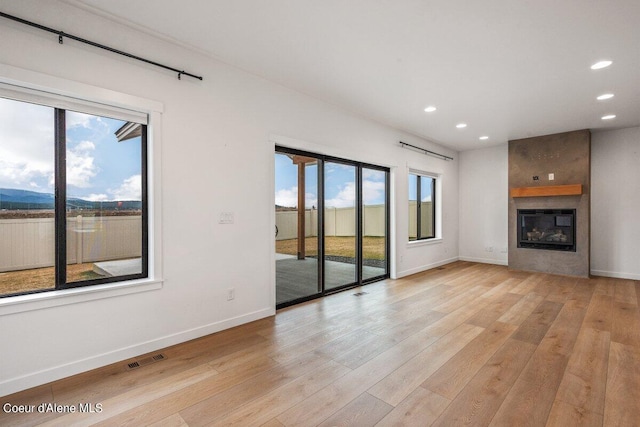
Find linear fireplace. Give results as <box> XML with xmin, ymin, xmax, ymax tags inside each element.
<box><xmin>517</xmin><ymin>209</ymin><xmax>576</xmax><ymax>251</ymax></box>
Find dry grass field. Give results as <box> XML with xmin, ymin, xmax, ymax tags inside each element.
<box><xmin>276</xmin><ymin>236</ymin><xmax>385</xmax><ymax>260</ymax></box>
<box><xmin>0</xmin><ymin>263</ymin><xmax>103</xmax><ymax>296</ymax></box>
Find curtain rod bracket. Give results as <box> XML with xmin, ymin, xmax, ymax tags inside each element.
<box><xmin>58</xmin><ymin>32</ymin><xmax>64</xmax><ymax>44</ymax></box>
<box><xmin>398</xmin><ymin>141</ymin><xmax>454</xmax><ymax>161</ymax></box>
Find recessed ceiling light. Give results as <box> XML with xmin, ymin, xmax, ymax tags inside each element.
<box><xmin>601</xmin><ymin>114</ymin><xmax>616</xmax><ymax>120</ymax></box>
<box><xmin>456</xmin><ymin>123</ymin><xmax>467</xmax><ymax>129</ymax></box>
<box><xmin>597</xmin><ymin>93</ymin><xmax>614</xmax><ymax>100</ymax></box>
<box><xmin>424</xmin><ymin>106</ymin><xmax>437</xmax><ymax>113</ymax></box>
<box><xmin>479</xmin><ymin>136</ymin><xmax>489</xmax><ymax>140</ymax></box>
<box><xmin>591</xmin><ymin>60</ymin><xmax>612</xmax><ymax>70</ymax></box>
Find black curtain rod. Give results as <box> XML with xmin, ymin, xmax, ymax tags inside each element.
<box><xmin>0</xmin><ymin>11</ymin><xmax>203</xmax><ymax>81</ymax></box>
<box><xmin>399</xmin><ymin>141</ymin><xmax>454</xmax><ymax>161</ymax></box>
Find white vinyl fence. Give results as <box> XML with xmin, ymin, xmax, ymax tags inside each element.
<box><xmin>0</xmin><ymin>215</ymin><xmax>142</xmax><ymax>272</ymax></box>
<box><xmin>276</xmin><ymin>204</ymin><xmax>386</xmax><ymax>240</ymax></box>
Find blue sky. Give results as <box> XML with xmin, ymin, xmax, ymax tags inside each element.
<box><xmin>275</xmin><ymin>153</ymin><xmax>386</xmax><ymax>208</ymax></box>
<box><xmin>408</xmin><ymin>174</ymin><xmax>434</xmax><ymax>202</ymax></box>
<box><xmin>0</xmin><ymin>97</ymin><xmax>142</xmax><ymax>201</ymax></box>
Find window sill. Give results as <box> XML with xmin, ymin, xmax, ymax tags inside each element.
<box><xmin>407</xmin><ymin>237</ymin><xmax>443</xmax><ymax>248</ymax></box>
<box><xmin>0</xmin><ymin>278</ymin><xmax>163</xmax><ymax>316</ymax></box>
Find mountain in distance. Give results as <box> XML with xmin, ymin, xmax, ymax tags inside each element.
<box><xmin>0</xmin><ymin>188</ymin><xmax>141</xmax><ymax>210</ymax></box>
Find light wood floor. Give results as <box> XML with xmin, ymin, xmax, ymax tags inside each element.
<box><xmin>2</xmin><ymin>261</ymin><xmax>639</xmax><ymax>426</ymax></box>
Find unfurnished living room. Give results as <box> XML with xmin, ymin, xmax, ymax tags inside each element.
<box><xmin>1</xmin><ymin>1</ymin><xmax>639</xmax><ymax>426</ymax></box>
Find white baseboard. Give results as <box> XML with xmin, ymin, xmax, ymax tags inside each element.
<box><xmin>590</xmin><ymin>269</ymin><xmax>640</xmax><ymax>280</ymax></box>
<box><xmin>458</xmin><ymin>256</ymin><xmax>508</xmax><ymax>266</ymax></box>
<box><xmin>0</xmin><ymin>307</ymin><xmax>274</xmax><ymax>396</ymax></box>
<box><xmin>396</xmin><ymin>256</ymin><xmax>460</xmax><ymax>278</ymax></box>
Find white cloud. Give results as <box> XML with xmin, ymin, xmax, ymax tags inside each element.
<box><xmin>325</xmin><ymin>182</ymin><xmax>356</xmax><ymax>208</ymax></box>
<box><xmin>421</xmin><ymin>195</ymin><xmax>432</xmax><ymax>202</ymax></box>
<box><xmin>108</xmin><ymin>175</ymin><xmax>141</xmax><ymax>201</ymax></box>
<box><xmin>363</xmin><ymin>180</ymin><xmax>385</xmax><ymax>205</ymax></box>
<box><xmin>66</xmin><ymin>111</ymin><xmax>92</xmax><ymax>129</ymax></box>
<box><xmin>85</xmin><ymin>193</ymin><xmax>109</xmax><ymax>202</ymax></box>
<box><xmin>66</xmin><ymin>141</ymin><xmax>98</xmax><ymax>188</ymax></box>
<box><xmin>0</xmin><ymin>98</ymin><xmax>54</xmax><ymax>190</ymax></box>
<box><xmin>275</xmin><ymin>186</ymin><xmax>317</xmax><ymax>209</ymax></box>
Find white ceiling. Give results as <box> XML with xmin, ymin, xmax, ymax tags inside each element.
<box><xmin>73</xmin><ymin>0</ymin><xmax>639</xmax><ymax>151</ymax></box>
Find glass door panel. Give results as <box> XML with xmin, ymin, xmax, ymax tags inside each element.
<box><xmin>324</xmin><ymin>161</ymin><xmax>357</xmax><ymax>290</ymax></box>
<box><xmin>362</xmin><ymin>168</ymin><xmax>387</xmax><ymax>281</ymax></box>
<box><xmin>275</xmin><ymin>151</ymin><xmax>320</xmax><ymax>305</ymax></box>
<box><xmin>0</xmin><ymin>98</ymin><xmax>55</xmax><ymax>296</ymax></box>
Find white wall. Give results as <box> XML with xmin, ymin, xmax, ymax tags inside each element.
<box><xmin>0</xmin><ymin>1</ymin><xmax>458</xmax><ymax>394</ymax></box>
<box><xmin>458</xmin><ymin>144</ymin><xmax>509</xmax><ymax>265</ymax></box>
<box><xmin>591</xmin><ymin>127</ymin><xmax>640</xmax><ymax>280</ymax></box>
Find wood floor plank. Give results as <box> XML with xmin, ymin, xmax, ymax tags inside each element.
<box><xmin>604</xmin><ymin>342</ymin><xmax>640</xmax><ymax>426</ymax></box>
<box><xmin>0</xmin><ymin>385</ymin><xmax>54</xmax><ymax>427</ymax></box>
<box><xmin>91</xmin><ymin>356</ymin><xmax>278</xmax><ymax>427</ymax></box>
<box><xmin>582</xmin><ymin>294</ymin><xmax>613</xmax><ymax>332</ymax></box>
<box><xmin>376</xmin><ymin>387</ymin><xmax>450</xmax><ymax>427</ymax></box>
<box><xmin>316</xmin><ymin>392</ymin><xmax>392</xmax><ymax>427</ymax></box>
<box><xmin>545</xmin><ymin>277</ymin><xmax>577</xmax><ymax>303</ymax></box>
<box><xmin>208</xmin><ymin>360</ymin><xmax>351</xmax><ymax>427</ymax></box>
<box><xmin>367</xmin><ymin>322</ymin><xmax>483</xmax><ymax>406</ymax></box>
<box><xmin>40</xmin><ymin>363</ymin><xmax>219</xmax><ymax>427</ymax></box>
<box><xmin>274</xmin><ymin>324</ymin><xmax>443</xmax><ymax>426</ymax></box>
<box><xmin>546</xmin><ymin>399</ymin><xmax>603</xmax><ymax>427</ymax></box>
<box><xmin>422</xmin><ymin>321</ymin><xmax>517</xmax><ymax>399</ymax></box>
<box><xmin>498</xmin><ymin>292</ymin><xmax>545</xmax><ymax>326</ymax></box>
<box><xmin>611</xmin><ymin>301</ymin><xmax>640</xmax><ymax>347</ymax></box>
<box><xmin>465</xmin><ymin>292</ymin><xmax>523</xmax><ymax>328</ymax></box>
<box><xmin>555</xmin><ymin>327</ymin><xmax>610</xmax><ymax>415</ymax></box>
<box><xmin>260</xmin><ymin>418</ymin><xmax>285</xmax><ymax>427</ymax></box>
<box><xmin>147</xmin><ymin>413</ymin><xmax>189</xmax><ymax>427</ymax></box>
<box><xmin>51</xmin><ymin>331</ymin><xmax>267</xmax><ymax>405</ymax></box>
<box><xmin>489</xmin><ymin>295</ymin><xmax>589</xmax><ymax>427</ymax></box>
<box><xmin>511</xmin><ymin>300</ymin><xmax>564</xmax><ymax>345</ymax></box>
<box><xmin>180</xmin><ymin>352</ymin><xmax>332</xmax><ymax>426</ymax></box>
<box><xmin>4</xmin><ymin>263</ymin><xmax>640</xmax><ymax>427</ymax></box>
<box><xmin>431</xmin><ymin>338</ymin><xmax>536</xmax><ymax>427</ymax></box>
<box><xmin>510</xmin><ymin>273</ymin><xmax>549</xmax><ymax>295</ymax></box>
<box><xmin>614</xmin><ymin>279</ymin><xmax>638</xmax><ymax>305</ymax></box>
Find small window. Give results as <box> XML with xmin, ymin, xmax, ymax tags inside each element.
<box><xmin>0</xmin><ymin>96</ymin><xmax>148</xmax><ymax>298</ymax></box>
<box><xmin>409</xmin><ymin>173</ymin><xmax>436</xmax><ymax>241</ymax></box>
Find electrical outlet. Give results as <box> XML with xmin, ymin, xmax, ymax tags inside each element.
<box><xmin>548</xmin><ymin>173</ymin><xmax>555</xmax><ymax>181</ymax></box>
<box><xmin>227</xmin><ymin>288</ymin><xmax>235</xmax><ymax>301</ymax></box>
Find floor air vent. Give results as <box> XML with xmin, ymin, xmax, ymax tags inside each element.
<box><xmin>127</xmin><ymin>353</ymin><xmax>166</xmax><ymax>370</ymax></box>
<box><xmin>353</xmin><ymin>291</ymin><xmax>368</xmax><ymax>296</ymax></box>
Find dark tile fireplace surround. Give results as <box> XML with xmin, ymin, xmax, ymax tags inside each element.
<box><xmin>508</xmin><ymin>130</ymin><xmax>590</xmax><ymax>278</ymax></box>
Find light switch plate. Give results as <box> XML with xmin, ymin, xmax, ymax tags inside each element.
<box><xmin>219</xmin><ymin>212</ymin><xmax>234</xmax><ymax>224</ymax></box>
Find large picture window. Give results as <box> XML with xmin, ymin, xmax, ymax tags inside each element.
<box><xmin>409</xmin><ymin>172</ymin><xmax>436</xmax><ymax>241</ymax></box>
<box><xmin>0</xmin><ymin>95</ymin><xmax>148</xmax><ymax>298</ymax></box>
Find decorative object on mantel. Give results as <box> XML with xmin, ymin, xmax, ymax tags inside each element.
<box><xmin>510</xmin><ymin>184</ymin><xmax>582</xmax><ymax>198</ymax></box>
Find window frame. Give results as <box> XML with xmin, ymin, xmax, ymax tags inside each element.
<box><xmin>409</xmin><ymin>171</ymin><xmax>438</xmax><ymax>241</ymax></box>
<box><xmin>0</xmin><ymin>67</ymin><xmax>162</xmax><ymax>313</ymax></box>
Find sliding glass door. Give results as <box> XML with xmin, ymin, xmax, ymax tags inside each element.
<box><xmin>275</xmin><ymin>147</ymin><xmax>389</xmax><ymax>308</ymax></box>
<box><xmin>274</xmin><ymin>151</ymin><xmax>321</xmax><ymax>305</ymax></box>
<box><xmin>324</xmin><ymin>161</ymin><xmax>357</xmax><ymax>290</ymax></box>
<box><xmin>362</xmin><ymin>167</ymin><xmax>388</xmax><ymax>281</ymax></box>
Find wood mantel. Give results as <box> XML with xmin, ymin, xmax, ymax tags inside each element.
<box><xmin>510</xmin><ymin>184</ymin><xmax>582</xmax><ymax>198</ymax></box>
